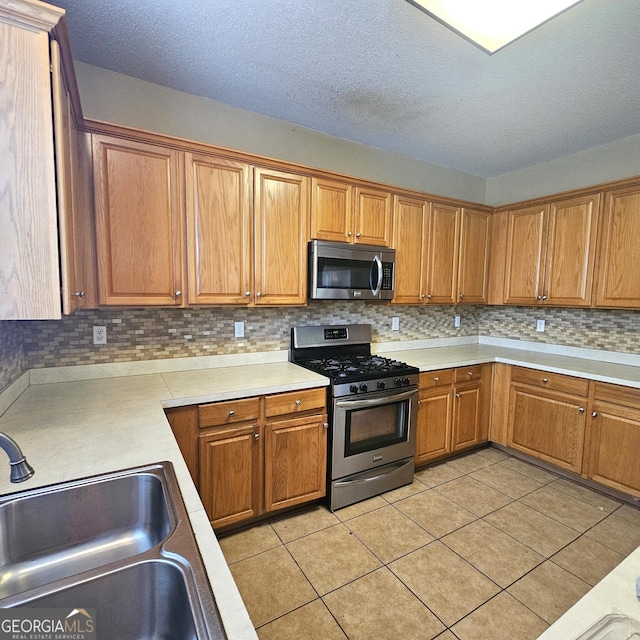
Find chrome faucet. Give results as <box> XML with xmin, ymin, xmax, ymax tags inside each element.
<box><xmin>0</xmin><ymin>432</ymin><xmax>34</xmax><ymax>483</ymax></box>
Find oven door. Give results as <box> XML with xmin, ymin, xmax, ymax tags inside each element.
<box><xmin>331</xmin><ymin>386</ymin><xmax>417</xmax><ymax>480</ymax></box>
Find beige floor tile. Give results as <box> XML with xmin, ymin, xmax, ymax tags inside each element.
<box><xmin>270</xmin><ymin>505</ymin><xmax>340</xmax><ymax>543</ymax></box>
<box><xmin>448</xmin><ymin>451</ymin><xmax>495</xmax><ymax>474</ymax></box>
<box><xmin>218</xmin><ymin>523</ymin><xmax>282</xmax><ymax>565</ymax></box>
<box><xmin>442</xmin><ymin>519</ymin><xmax>544</xmax><ymax>587</ymax></box>
<box><xmin>381</xmin><ymin>477</ymin><xmax>429</xmax><ymax>502</ymax></box>
<box><xmin>434</xmin><ymin>632</ymin><xmax>458</xmax><ymax>640</ymax></box>
<box><xmin>548</xmin><ymin>478</ymin><xmax>621</xmax><ymax>512</ymax></box>
<box><xmin>256</xmin><ymin>599</ymin><xmax>347</xmax><ymax>640</ymax></box>
<box><xmin>395</xmin><ymin>489</ymin><xmax>477</xmax><ymax>538</ymax></box>
<box><xmin>585</xmin><ymin>513</ymin><xmax>640</xmax><ymax>555</ymax></box>
<box><xmin>415</xmin><ymin>461</ymin><xmax>465</xmax><ymax>487</ymax></box>
<box><xmin>498</xmin><ymin>457</ymin><xmax>558</xmax><ymax>484</ymax></box>
<box><xmin>474</xmin><ymin>446</ymin><xmax>509</xmax><ymax>464</ymax></box>
<box><xmin>346</xmin><ymin>504</ymin><xmax>434</xmax><ymax>563</ymax></box>
<box><xmin>230</xmin><ymin>546</ymin><xmax>316</xmax><ymax>627</ymax></box>
<box><xmin>613</xmin><ymin>503</ymin><xmax>640</xmax><ymax>526</ymax></box>
<box><xmin>333</xmin><ymin>496</ymin><xmax>387</xmax><ymax>521</ymax></box>
<box><xmin>552</xmin><ymin>535</ymin><xmax>625</xmax><ymax>586</ymax></box>
<box><xmin>507</xmin><ymin>561</ymin><xmax>591</xmax><ymax>624</ymax></box>
<box><xmin>390</xmin><ymin>541</ymin><xmax>500</xmax><ymax>627</ymax></box>
<box><xmin>435</xmin><ymin>475</ymin><xmax>513</xmax><ymax>516</ymax></box>
<box><xmin>484</xmin><ymin>501</ymin><xmax>579</xmax><ymax>557</ymax></box>
<box><xmin>471</xmin><ymin>464</ymin><xmax>544</xmax><ymax>499</ymax></box>
<box><xmin>287</xmin><ymin>523</ymin><xmax>381</xmax><ymax>595</ymax></box>
<box><xmin>451</xmin><ymin>592</ymin><xmax>548</xmax><ymax>640</ymax></box>
<box><xmin>323</xmin><ymin>567</ymin><xmax>445</xmax><ymax>640</ymax></box>
<box><xmin>520</xmin><ymin>485</ymin><xmax>610</xmax><ymax>532</ymax></box>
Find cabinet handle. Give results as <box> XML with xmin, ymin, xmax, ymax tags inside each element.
<box><xmin>455</xmin><ymin>393</ymin><xmax>461</xmax><ymax>398</ymax></box>
<box><xmin>578</xmin><ymin>407</ymin><xmax>585</xmax><ymax>413</ymax></box>
<box><xmin>254</xmin><ymin>433</ymin><xmax>260</xmax><ymax>440</ymax></box>
<box><xmin>542</xmin><ymin>378</ymin><xmax>548</xmax><ymax>384</ymax></box>
<box><xmin>433</xmin><ymin>376</ymin><xmax>439</xmax><ymax>382</ymax></box>
<box><xmin>356</xmin><ymin>232</ymin><xmax>362</xmax><ymax>238</ymax></box>
<box><xmin>323</xmin><ymin>422</ymin><xmax>329</xmax><ymax>429</ymax></box>
<box><xmin>74</xmin><ymin>290</ymin><xmax>85</xmax><ymax>298</ymax></box>
<box><xmin>592</xmin><ymin>411</ymin><xmax>598</xmax><ymax>417</ymax></box>
<box><xmin>174</xmin><ymin>290</ymin><xmax>182</xmax><ymax>298</ymax></box>
<box><xmin>228</xmin><ymin>410</ymin><xmax>235</xmax><ymax>416</ymax></box>
<box><xmin>295</xmin><ymin>399</ymin><xmax>302</xmax><ymax>406</ymax></box>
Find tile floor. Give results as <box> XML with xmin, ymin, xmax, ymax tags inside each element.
<box><xmin>218</xmin><ymin>448</ymin><xmax>640</xmax><ymax>640</ymax></box>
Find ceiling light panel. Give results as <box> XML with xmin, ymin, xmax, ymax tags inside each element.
<box><xmin>408</xmin><ymin>0</ymin><xmax>583</xmax><ymax>53</ymax></box>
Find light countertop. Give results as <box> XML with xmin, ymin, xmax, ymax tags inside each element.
<box><xmin>1</xmin><ymin>338</ymin><xmax>640</xmax><ymax>639</ymax></box>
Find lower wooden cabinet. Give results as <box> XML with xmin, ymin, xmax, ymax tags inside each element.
<box><xmin>507</xmin><ymin>367</ymin><xmax>589</xmax><ymax>474</ymax></box>
<box><xmin>167</xmin><ymin>387</ymin><xmax>327</xmax><ymax>529</ymax></box>
<box><xmin>416</xmin><ymin>365</ymin><xmax>490</xmax><ymax>465</ymax></box>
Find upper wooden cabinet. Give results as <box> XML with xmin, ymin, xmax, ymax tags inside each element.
<box><xmin>254</xmin><ymin>168</ymin><xmax>310</xmax><ymax>305</ymax></box>
<box><xmin>594</xmin><ymin>185</ymin><xmax>640</xmax><ymax>308</ymax></box>
<box><xmin>185</xmin><ymin>153</ymin><xmax>252</xmax><ymax>305</ymax></box>
<box><xmin>93</xmin><ymin>135</ymin><xmax>185</xmax><ymax>306</ymax></box>
<box><xmin>0</xmin><ymin>5</ymin><xmax>64</xmax><ymax>319</ymax></box>
<box><xmin>502</xmin><ymin>193</ymin><xmax>600</xmax><ymax>306</ymax></box>
<box><xmin>311</xmin><ymin>179</ymin><xmax>391</xmax><ymax>246</ymax></box>
<box><xmin>392</xmin><ymin>200</ymin><xmax>490</xmax><ymax>305</ymax></box>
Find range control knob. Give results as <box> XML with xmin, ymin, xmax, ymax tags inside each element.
<box><xmin>349</xmin><ymin>385</ymin><xmax>358</xmax><ymax>394</ymax></box>
<box><xmin>394</xmin><ymin>378</ymin><xmax>402</xmax><ymax>387</ymax></box>
<box><xmin>377</xmin><ymin>380</ymin><xmax>386</xmax><ymax>390</ymax></box>
<box><xmin>359</xmin><ymin>383</ymin><xmax>368</xmax><ymax>392</ymax></box>
<box><xmin>402</xmin><ymin>377</ymin><xmax>410</xmax><ymax>386</ymax></box>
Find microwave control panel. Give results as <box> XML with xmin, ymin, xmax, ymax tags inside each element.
<box><xmin>382</xmin><ymin>263</ymin><xmax>393</xmax><ymax>290</ymax></box>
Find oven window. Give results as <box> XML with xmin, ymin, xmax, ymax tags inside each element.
<box><xmin>345</xmin><ymin>400</ymin><xmax>408</xmax><ymax>456</ymax></box>
<box><xmin>317</xmin><ymin>257</ymin><xmax>371</xmax><ymax>290</ymax></box>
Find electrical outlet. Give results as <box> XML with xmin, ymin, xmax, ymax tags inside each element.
<box><xmin>536</xmin><ymin>319</ymin><xmax>545</xmax><ymax>332</ymax></box>
<box><xmin>93</xmin><ymin>325</ymin><xmax>107</xmax><ymax>345</ymax></box>
<box><xmin>454</xmin><ymin>315</ymin><xmax>461</xmax><ymax>328</ymax></box>
<box><xmin>391</xmin><ymin>317</ymin><xmax>400</xmax><ymax>331</ymax></box>
<box><xmin>234</xmin><ymin>321</ymin><xmax>245</xmax><ymax>338</ymax></box>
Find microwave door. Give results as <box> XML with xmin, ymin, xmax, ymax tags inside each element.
<box><xmin>370</xmin><ymin>255</ymin><xmax>383</xmax><ymax>297</ymax></box>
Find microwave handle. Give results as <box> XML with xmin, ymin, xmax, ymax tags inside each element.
<box><xmin>370</xmin><ymin>255</ymin><xmax>383</xmax><ymax>296</ymax></box>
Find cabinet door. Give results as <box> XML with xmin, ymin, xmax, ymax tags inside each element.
<box><xmin>416</xmin><ymin>388</ymin><xmax>452</xmax><ymax>464</ymax></box>
<box><xmin>199</xmin><ymin>423</ymin><xmax>262</xmax><ymax>528</ymax></box>
<box><xmin>254</xmin><ymin>168</ymin><xmax>309</xmax><ymax>305</ymax></box>
<box><xmin>586</xmin><ymin>403</ymin><xmax>640</xmax><ymax>498</ymax></box>
<box><xmin>508</xmin><ymin>385</ymin><xmax>586</xmax><ymax>473</ymax></box>
<box><xmin>503</xmin><ymin>205</ymin><xmax>547</xmax><ymax>305</ymax></box>
<box><xmin>0</xmin><ymin>21</ymin><xmax>61</xmax><ymax>319</ymax></box>
<box><xmin>543</xmin><ymin>193</ymin><xmax>600</xmax><ymax>306</ymax></box>
<box><xmin>425</xmin><ymin>203</ymin><xmax>460</xmax><ymax>304</ymax></box>
<box><xmin>93</xmin><ymin>135</ymin><xmax>184</xmax><ymax>306</ymax></box>
<box><xmin>594</xmin><ymin>185</ymin><xmax>640</xmax><ymax>308</ymax></box>
<box><xmin>458</xmin><ymin>208</ymin><xmax>491</xmax><ymax>304</ymax></box>
<box><xmin>452</xmin><ymin>385</ymin><xmax>481</xmax><ymax>451</ymax></box>
<box><xmin>185</xmin><ymin>154</ymin><xmax>252</xmax><ymax>304</ymax></box>
<box><xmin>311</xmin><ymin>177</ymin><xmax>352</xmax><ymax>243</ymax></box>
<box><xmin>264</xmin><ymin>414</ymin><xmax>327</xmax><ymax>512</ymax></box>
<box><xmin>392</xmin><ymin>195</ymin><xmax>428</xmax><ymax>304</ymax></box>
<box><xmin>353</xmin><ymin>186</ymin><xmax>392</xmax><ymax>246</ymax></box>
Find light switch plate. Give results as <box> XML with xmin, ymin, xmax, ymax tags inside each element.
<box><xmin>536</xmin><ymin>319</ymin><xmax>545</xmax><ymax>332</ymax></box>
<box><xmin>454</xmin><ymin>315</ymin><xmax>461</xmax><ymax>328</ymax></box>
<box><xmin>391</xmin><ymin>317</ymin><xmax>400</xmax><ymax>331</ymax></box>
<box><xmin>234</xmin><ymin>321</ymin><xmax>245</xmax><ymax>338</ymax></box>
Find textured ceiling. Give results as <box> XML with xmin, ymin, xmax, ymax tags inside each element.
<box><xmin>51</xmin><ymin>0</ymin><xmax>640</xmax><ymax>178</ymax></box>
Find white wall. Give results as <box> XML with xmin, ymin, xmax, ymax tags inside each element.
<box><xmin>75</xmin><ymin>63</ymin><xmax>486</xmax><ymax>204</ymax></box>
<box><xmin>485</xmin><ymin>133</ymin><xmax>640</xmax><ymax>206</ymax></box>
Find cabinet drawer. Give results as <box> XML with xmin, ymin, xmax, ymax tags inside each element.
<box><xmin>510</xmin><ymin>366</ymin><xmax>589</xmax><ymax>397</ymax></box>
<box><xmin>420</xmin><ymin>369</ymin><xmax>453</xmax><ymax>389</ymax></box>
<box><xmin>199</xmin><ymin>397</ymin><xmax>260</xmax><ymax>427</ymax></box>
<box><xmin>454</xmin><ymin>365</ymin><xmax>484</xmax><ymax>384</ymax></box>
<box><xmin>265</xmin><ymin>387</ymin><xmax>326</xmax><ymax>418</ymax></box>
<box><xmin>594</xmin><ymin>382</ymin><xmax>640</xmax><ymax>410</ymax></box>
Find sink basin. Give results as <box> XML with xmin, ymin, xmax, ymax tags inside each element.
<box><xmin>0</xmin><ymin>467</ymin><xmax>172</xmax><ymax>598</ymax></box>
<box><xmin>0</xmin><ymin>462</ymin><xmax>227</xmax><ymax>640</ymax></box>
<box><xmin>15</xmin><ymin>559</ymin><xmax>221</xmax><ymax>640</ymax></box>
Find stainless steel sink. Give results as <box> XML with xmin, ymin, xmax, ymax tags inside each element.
<box><xmin>0</xmin><ymin>462</ymin><xmax>226</xmax><ymax>640</ymax></box>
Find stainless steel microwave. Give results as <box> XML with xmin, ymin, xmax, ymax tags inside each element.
<box><xmin>308</xmin><ymin>240</ymin><xmax>395</xmax><ymax>300</ymax></box>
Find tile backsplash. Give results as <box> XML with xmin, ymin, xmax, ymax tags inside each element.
<box><xmin>2</xmin><ymin>303</ymin><xmax>640</xmax><ymax>393</ymax></box>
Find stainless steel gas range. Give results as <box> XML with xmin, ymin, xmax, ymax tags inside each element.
<box><xmin>290</xmin><ymin>324</ymin><xmax>419</xmax><ymax>510</ymax></box>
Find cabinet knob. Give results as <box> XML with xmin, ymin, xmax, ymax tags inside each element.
<box><xmin>254</xmin><ymin>433</ymin><xmax>260</xmax><ymax>440</ymax></box>
<box><xmin>295</xmin><ymin>399</ymin><xmax>302</xmax><ymax>406</ymax></box>
<box><xmin>536</xmin><ymin>295</ymin><xmax>542</xmax><ymax>301</ymax></box>
<box><xmin>323</xmin><ymin>422</ymin><xmax>329</xmax><ymax>429</ymax></box>
<box><xmin>228</xmin><ymin>410</ymin><xmax>235</xmax><ymax>416</ymax></box>
<box><xmin>427</xmin><ymin>294</ymin><xmax>432</xmax><ymax>299</ymax></box>
<box><xmin>578</xmin><ymin>407</ymin><xmax>585</xmax><ymax>413</ymax></box>
<box><xmin>542</xmin><ymin>378</ymin><xmax>548</xmax><ymax>384</ymax></box>
<box><xmin>433</xmin><ymin>377</ymin><xmax>439</xmax><ymax>382</ymax></box>
<box><xmin>74</xmin><ymin>290</ymin><xmax>85</xmax><ymax>298</ymax></box>
<box><xmin>459</xmin><ymin>294</ymin><xmax>464</xmax><ymax>300</ymax></box>
<box><xmin>542</xmin><ymin>295</ymin><xmax>548</xmax><ymax>301</ymax></box>
<box><xmin>256</xmin><ymin>292</ymin><xmax>262</xmax><ymax>297</ymax></box>
<box><xmin>592</xmin><ymin>411</ymin><xmax>598</xmax><ymax>417</ymax></box>
<box><xmin>245</xmin><ymin>291</ymin><xmax>251</xmax><ymax>297</ymax></box>
<box><xmin>421</xmin><ymin>294</ymin><xmax>427</xmax><ymax>299</ymax></box>
<box><xmin>455</xmin><ymin>393</ymin><xmax>461</xmax><ymax>398</ymax></box>
<box><xmin>174</xmin><ymin>290</ymin><xmax>182</xmax><ymax>298</ymax></box>
<box><xmin>468</xmin><ymin>372</ymin><xmax>473</xmax><ymax>377</ymax></box>
<box><xmin>347</xmin><ymin>231</ymin><xmax>353</xmax><ymax>237</ymax></box>
<box><xmin>356</xmin><ymin>232</ymin><xmax>362</xmax><ymax>238</ymax></box>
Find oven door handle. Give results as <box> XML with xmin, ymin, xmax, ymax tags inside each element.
<box><xmin>370</xmin><ymin>255</ymin><xmax>383</xmax><ymax>297</ymax></box>
<box><xmin>335</xmin><ymin>388</ymin><xmax>417</xmax><ymax>409</ymax></box>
